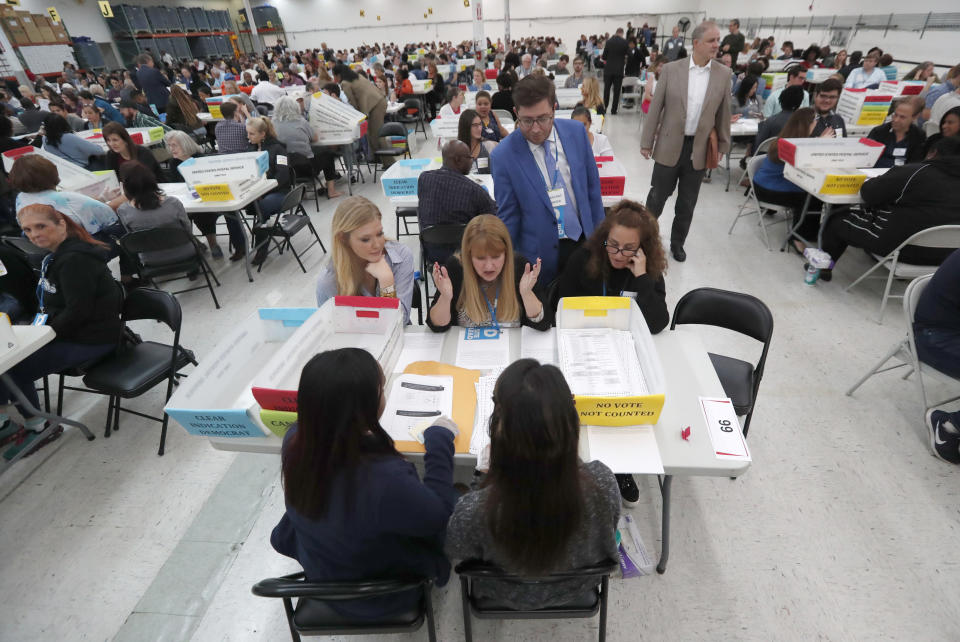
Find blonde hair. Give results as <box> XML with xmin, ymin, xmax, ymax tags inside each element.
<box><xmin>458</xmin><ymin>215</ymin><xmax>519</xmax><ymax>325</ymax></box>
<box><xmin>246</xmin><ymin>116</ymin><xmax>278</xmax><ymax>140</ymax></box>
<box><xmin>580</xmin><ymin>77</ymin><xmax>604</xmax><ymax>111</ymax></box>
<box><xmin>331</xmin><ymin>196</ymin><xmax>384</xmax><ymax>296</ymax></box>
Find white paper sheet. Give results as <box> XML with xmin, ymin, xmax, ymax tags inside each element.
<box><xmin>381</xmin><ymin>374</ymin><xmax>454</xmax><ymax>442</ymax></box>
<box><xmin>470</xmin><ymin>375</ymin><xmax>497</xmax><ymax>456</ymax></box>
<box><xmin>521</xmin><ymin>326</ymin><xmax>557</xmax><ymax>365</ymax></box>
<box><xmin>699</xmin><ymin>396</ymin><xmax>752</xmax><ymax>461</ymax></box>
<box><xmin>558</xmin><ymin>329</ymin><xmax>647</xmax><ymax>396</ymax></box>
<box><xmin>586</xmin><ymin>425</ymin><xmax>664</xmax><ymax>474</ymax></box>
<box><xmin>455</xmin><ymin>327</ymin><xmax>510</xmax><ymax>371</ymax></box>
<box><xmin>393</xmin><ymin>332</ymin><xmax>446</xmax><ymax>373</ymax></box>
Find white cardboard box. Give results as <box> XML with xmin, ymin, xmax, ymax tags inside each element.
<box><xmin>777</xmin><ymin>137</ymin><xmax>885</xmax><ymax>169</ymax></box>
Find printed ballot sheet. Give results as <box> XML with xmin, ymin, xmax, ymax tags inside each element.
<box><xmin>456</xmin><ymin>327</ymin><xmax>510</xmax><ymax>370</ymax></box>
<box><xmin>470</xmin><ymin>375</ymin><xmax>497</xmax><ymax>456</ymax></box>
<box><xmin>393</xmin><ymin>332</ymin><xmax>445</xmax><ymax>373</ymax></box>
<box><xmin>558</xmin><ymin>329</ymin><xmax>648</xmax><ymax>397</ymax></box>
<box><xmin>521</xmin><ymin>326</ymin><xmax>557</xmax><ymax>365</ymax></box>
<box><xmin>381</xmin><ymin>374</ymin><xmax>454</xmax><ymax>442</ymax></box>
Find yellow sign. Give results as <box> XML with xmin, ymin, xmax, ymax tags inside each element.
<box><xmin>46</xmin><ymin>6</ymin><xmax>59</xmax><ymax>23</ymax></box>
<box><xmin>359</xmin><ymin>9</ymin><xmax>365</xmax><ymax>17</ymax></box>
<box><xmin>820</xmin><ymin>173</ymin><xmax>868</xmax><ymax>195</ymax></box>
<box><xmin>265</xmin><ymin>20</ymin><xmax>272</xmax><ymax>28</ymax></box>
<box><xmin>238</xmin><ymin>13</ymin><xmax>246</xmax><ymax>22</ymax></box>
<box><xmin>5</xmin><ymin>0</ymin><xmax>21</xmax><ymax>7</ymax></box>
<box><xmin>147</xmin><ymin>127</ymin><xmax>164</xmax><ymax>142</ymax></box>
<box><xmin>195</xmin><ymin>183</ymin><xmax>236</xmax><ymax>202</ymax></box>
<box><xmin>428</xmin><ymin>7</ymin><xmax>433</xmax><ymax>14</ymax></box>
<box><xmin>98</xmin><ymin>1</ymin><xmax>113</xmax><ymax>18</ymax></box>
<box><xmin>377</xmin><ymin>15</ymin><xmax>380</xmax><ymax>21</ymax></box>
<box><xmin>574</xmin><ymin>394</ymin><xmax>666</xmax><ymax>426</ymax></box>
<box><xmin>259</xmin><ymin>409</ymin><xmax>297</xmax><ymax>437</ymax></box>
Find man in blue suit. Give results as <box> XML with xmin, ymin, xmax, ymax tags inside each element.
<box><xmin>490</xmin><ymin>75</ymin><xmax>605</xmax><ymax>284</ymax></box>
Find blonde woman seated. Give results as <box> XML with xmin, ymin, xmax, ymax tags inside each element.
<box><xmin>580</xmin><ymin>76</ymin><xmax>606</xmax><ymax>116</ymax></box>
<box><xmin>427</xmin><ymin>215</ymin><xmax>549</xmax><ymax>332</ymax></box>
<box><xmin>315</xmin><ymin>196</ymin><xmax>415</xmax><ymax>324</ymax></box>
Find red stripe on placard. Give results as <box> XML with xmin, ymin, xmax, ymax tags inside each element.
<box><xmin>251</xmin><ymin>386</ymin><xmax>298</xmax><ymax>412</ymax></box>
<box><xmin>716</xmin><ymin>451</ymin><xmax>743</xmax><ymax>456</ymax></box>
<box><xmin>595</xmin><ymin>155</ymin><xmax>614</xmax><ymax>162</ymax></box>
<box><xmin>356</xmin><ymin>310</ymin><xmax>379</xmax><ymax>318</ymax></box>
<box><xmin>2</xmin><ymin>146</ymin><xmax>36</xmax><ymax>160</ymax></box>
<box><xmin>334</xmin><ymin>295</ymin><xmax>400</xmax><ymax>309</ymax></box>
<box><xmin>777</xmin><ymin>139</ymin><xmax>797</xmax><ymax>166</ymax></box>
<box><xmin>859</xmin><ymin>137</ymin><xmax>885</xmax><ymax>148</ymax></box>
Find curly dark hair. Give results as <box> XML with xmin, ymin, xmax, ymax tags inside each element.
<box><xmin>585</xmin><ymin>199</ymin><xmax>666</xmax><ymax>282</ymax></box>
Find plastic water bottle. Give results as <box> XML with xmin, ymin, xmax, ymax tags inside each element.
<box><xmin>804</xmin><ymin>263</ymin><xmax>820</xmax><ymax>285</ymax></box>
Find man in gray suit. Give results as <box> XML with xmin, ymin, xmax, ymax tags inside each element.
<box><xmin>640</xmin><ymin>21</ymin><xmax>731</xmax><ymax>261</ymax></box>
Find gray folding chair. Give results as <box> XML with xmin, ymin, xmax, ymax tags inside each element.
<box><xmin>844</xmin><ymin>225</ymin><xmax>960</xmax><ymax>323</ymax></box>
<box><xmin>846</xmin><ymin>274</ymin><xmax>960</xmax><ymax>412</ymax></box>
<box><xmin>728</xmin><ymin>151</ymin><xmax>791</xmax><ymax>250</ymax></box>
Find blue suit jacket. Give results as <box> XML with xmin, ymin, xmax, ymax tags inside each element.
<box><xmin>490</xmin><ymin>118</ymin><xmax>604</xmax><ymax>284</ymax></box>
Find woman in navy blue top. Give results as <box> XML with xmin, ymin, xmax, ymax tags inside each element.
<box><xmin>270</xmin><ymin>348</ymin><xmax>460</xmax><ymax>618</ymax></box>
<box><xmin>752</xmin><ymin>107</ymin><xmax>822</xmax><ymax>251</ymax></box>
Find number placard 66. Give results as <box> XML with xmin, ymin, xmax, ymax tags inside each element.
<box><xmin>719</xmin><ymin>419</ymin><xmax>734</xmax><ymax>433</ymax></box>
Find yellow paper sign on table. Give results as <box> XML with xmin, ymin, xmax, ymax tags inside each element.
<box><xmin>195</xmin><ymin>183</ymin><xmax>235</xmax><ymax>201</ymax></box>
<box><xmin>259</xmin><ymin>408</ymin><xmax>297</xmax><ymax>438</ymax></box>
<box><xmin>147</xmin><ymin>126</ymin><xmax>164</xmax><ymax>142</ymax></box>
<box><xmin>820</xmin><ymin>173</ymin><xmax>868</xmax><ymax>195</ymax></box>
<box><xmin>98</xmin><ymin>0</ymin><xmax>113</xmax><ymax>18</ymax></box>
<box><xmin>46</xmin><ymin>6</ymin><xmax>59</xmax><ymax>23</ymax></box>
<box><xmin>574</xmin><ymin>394</ymin><xmax>666</xmax><ymax>426</ymax></box>
<box><xmin>208</xmin><ymin>104</ymin><xmax>223</xmax><ymax>119</ymax></box>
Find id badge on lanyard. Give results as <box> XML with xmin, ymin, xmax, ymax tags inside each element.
<box><xmin>33</xmin><ymin>254</ymin><xmax>53</xmax><ymax>326</ymax></box>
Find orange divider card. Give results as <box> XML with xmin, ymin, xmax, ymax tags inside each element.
<box><xmin>394</xmin><ymin>361</ymin><xmax>481</xmax><ymax>454</ymax></box>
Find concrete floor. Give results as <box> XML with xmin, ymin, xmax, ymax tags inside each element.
<box><xmin>0</xmin><ymin>106</ymin><xmax>958</xmax><ymax>642</ymax></box>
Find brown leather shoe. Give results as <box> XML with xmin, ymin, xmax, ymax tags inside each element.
<box><xmin>229</xmin><ymin>250</ymin><xmax>246</xmax><ymax>262</ymax></box>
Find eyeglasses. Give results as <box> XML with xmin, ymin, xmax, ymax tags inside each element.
<box><xmin>471</xmin><ymin>122</ymin><xmax>483</xmax><ymax>127</ymax></box>
<box><xmin>517</xmin><ymin>115</ymin><xmax>554</xmax><ymax>129</ymax></box>
<box><xmin>603</xmin><ymin>241</ymin><xmax>640</xmax><ymax>257</ymax></box>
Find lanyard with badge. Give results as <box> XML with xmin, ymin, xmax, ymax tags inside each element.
<box><xmin>33</xmin><ymin>254</ymin><xmax>53</xmax><ymax>325</ymax></box>
<box><xmin>464</xmin><ymin>284</ymin><xmax>501</xmax><ymax>340</ymax></box>
<box><xmin>539</xmin><ymin>135</ymin><xmax>568</xmax><ymax>239</ymax></box>
<box><xmin>601</xmin><ymin>274</ymin><xmax>637</xmax><ymax>299</ymax></box>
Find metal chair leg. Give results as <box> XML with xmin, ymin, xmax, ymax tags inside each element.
<box><xmin>459</xmin><ymin>576</ymin><xmax>473</xmax><ymax>642</ymax></box>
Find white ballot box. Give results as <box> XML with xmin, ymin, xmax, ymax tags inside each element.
<box><xmin>556</xmin><ymin>297</ymin><xmax>667</xmax><ymax>426</ymax></box>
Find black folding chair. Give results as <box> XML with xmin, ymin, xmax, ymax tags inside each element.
<box><xmin>395</xmin><ymin>206</ymin><xmax>419</xmax><ymax>238</ymax></box>
<box><xmin>410</xmin><ymin>277</ymin><xmax>424</xmax><ymax>325</ymax></box>
<box><xmin>670</xmin><ymin>287</ymin><xmax>774</xmax><ymax>438</ymax></box>
<box><xmin>399</xmin><ymin>98</ymin><xmax>427</xmax><ymax>139</ymax></box>
<box><xmin>455</xmin><ymin>559</ymin><xmax>619</xmax><ymax>642</ymax></box>
<box><xmin>289</xmin><ymin>152</ymin><xmax>321</xmax><ymax>213</ymax></box>
<box><xmin>372</xmin><ymin>122</ymin><xmax>412</xmax><ymax>183</ymax></box>
<box><xmin>252</xmin><ymin>572</ymin><xmax>437</xmax><ymax>642</ymax></box>
<box><xmin>419</xmin><ymin>223</ymin><xmax>467</xmax><ymax>304</ymax></box>
<box><xmin>118</xmin><ymin>227</ymin><xmax>221</xmax><ymax>309</ymax></box>
<box><xmin>2</xmin><ymin>235</ymin><xmax>49</xmax><ymax>270</ymax></box>
<box><xmin>82</xmin><ymin>288</ymin><xmax>197</xmax><ymax>455</ymax></box>
<box><xmin>253</xmin><ymin>185</ymin><xmax>326</xmax><ymax>273</ymax></box>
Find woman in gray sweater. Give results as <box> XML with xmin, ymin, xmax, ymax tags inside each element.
<box><xmin>117</xmin><ymin>162</ymin><xmax>195</xmax><ymax>266</ymax></box>
<box><xmin>445</xmin><ymin>359</ymin><xmax>621</xmax><ymax>609</ymax></box>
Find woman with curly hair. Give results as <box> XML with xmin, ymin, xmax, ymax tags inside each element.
<box><xmin>557</xmin><ymin>198</ymin><xmax>668</xmax><ymax>334</ymax></box>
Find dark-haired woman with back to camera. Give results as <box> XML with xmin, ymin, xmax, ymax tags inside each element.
<box><xmin>445</xmin><ymin>359</ymin><xmax>620</xmax><ymax>609</ymax></box>
<box><xmin>271</xmin><ymin>347</ymin><xmax>460</xmax><ymax>619</ymax></box>
<box><xmin>116</xmin><ymin>162</ymin><xmax>195</xmax><ymax>268</ymax></box>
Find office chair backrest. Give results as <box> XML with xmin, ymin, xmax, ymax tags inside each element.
<box><xmin>670</xmin><ymin>287</ymin><xmax>773</xmax><ymax>345</ymax></box>
<box><xmin>122</xmin><ymin>287</ymin><xmax>182</xmax><ymax>333</ymax></box>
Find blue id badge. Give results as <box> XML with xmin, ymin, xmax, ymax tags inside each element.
<box><xmin>32</xmin><ymin>313</ymin><xmax>48</xmax><ymax>326</ymax></box>
<box><xmin>465</xmin><ymin>327</ymin><xmax>500</xmax><ymax>340</ymax></box>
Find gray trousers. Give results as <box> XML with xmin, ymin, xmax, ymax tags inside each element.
<box><xmin>645</xmin><ymin>136</ymin><xmax>704</xmax><ymax>248</ymax></box>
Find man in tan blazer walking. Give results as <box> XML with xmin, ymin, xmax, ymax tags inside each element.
<box><xmin>640</xmin><ymin>21</ymin><xmax>731</xmax><ymax>261</ymax></box>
